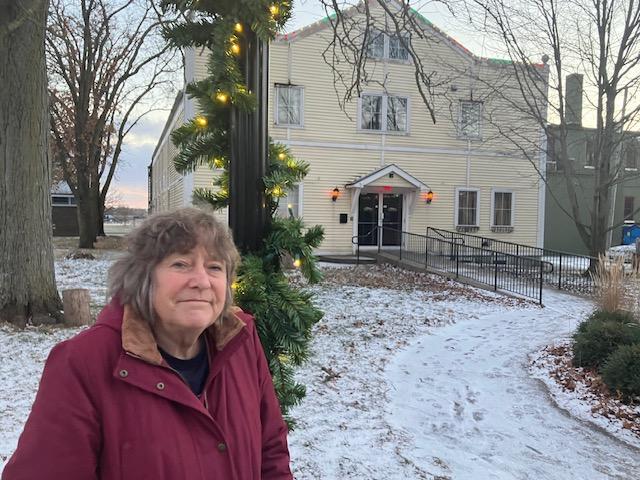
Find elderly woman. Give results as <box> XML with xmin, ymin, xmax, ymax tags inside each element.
<box><xmin>3</xmin><ymin>208</ymin><xmax>292</xmax><ymax>480</ymax></box>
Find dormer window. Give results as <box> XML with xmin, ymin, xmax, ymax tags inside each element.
<box><xmin>366</xmin><ymin>30</ymin><xmax>410</xmax><ymax>61</ymax></box>
<box><xmin>388</xmin><ymin>34</ymin><xmax>409</xmax><ymax>60</ymax></box>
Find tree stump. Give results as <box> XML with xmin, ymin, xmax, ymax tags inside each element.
<box><xmin>62</xmin><ymin>289</ymin><xmax>92</xmax><ymax>326</ymax></box>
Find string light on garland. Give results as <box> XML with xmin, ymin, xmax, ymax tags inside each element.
<box><xmin>229</xmin><ymin>36</ymin><xmax>240</xmax><ymax>55</ymax></box>
<box><xmin>163</xmin><ymin>0</ymin><xmax>321</xmax><ymax>428</ymax></box>
<box><xmin>278</xmin><ymin>353</ymin><xmax>290</xmax><ymax>364</ymax></box>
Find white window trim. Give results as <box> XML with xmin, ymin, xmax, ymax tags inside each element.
<box><xmin>276</xmin><ymin>183</ymin><xmax>304</xmax><ymax>218</ymax></box>
<box><xmin>365</xmin><ymin>29</ymin><xmax>385</xmax><ymax>60</ymax></box>
<box><xmin>454</xmin><ymin>187</ymin><xmax>480</xmax><ymax>227</ymax></box>
<box><xmin>274</xmin><ymin>85</ymin><xmax>304</xmax><ymax>128</ymax></box>
<box><xmin>490</xmin><ymin>188</ymin><xmax>515</xmax><ymax>228</ymax></box>
<box><xmin>387</xmin><ymin>33</ymin><xmax>411</xmax><ymax>63</ymax></box>
<box><xmin>366</xmin><ymin>29</ymin><xmax>411</xmax><ymax>64</ymax></box>
<box><xmin>51</xmin><ymin>196</ymin><xmax>76</xmax><ymax>207</ymax></box>
<box><xmin>457</xmin><ymin>100</ymin><xmax>483</xmax><ymax>141</ymax></box>
<box><xmin>357</xmin><ymin>92</ymin><xmax>411</xmax><ymax>135</ymax></box>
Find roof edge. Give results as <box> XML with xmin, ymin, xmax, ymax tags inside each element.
<box><xmin>150</xmin><ymin>89</ymin><xmax>184</xmax><ymax>165</ymax></box>
<box><xmin>275</xmin><ymin>0</ymin><xmax>545</xmax><ymax>69</ymax></box>
<box><xmin>345</xmin><ymin>163</ymin><xmax>429</xmax><ymax>189</ymax></box>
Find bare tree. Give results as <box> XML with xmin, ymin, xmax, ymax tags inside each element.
<box><xmin>459</xmin><ymin>0</ymin><xmax>640</xmax><ymax>258</ymax></box>
<box><xmin>1</xmin><ymin>0</ymin><xmax>63</xmax><ymax>326</ymax></box>
<box><xmin>47</xmin><ymin>0</ymin><xmax>179</xmax><ymax>248</ymax></box>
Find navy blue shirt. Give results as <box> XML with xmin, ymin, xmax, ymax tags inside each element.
<box><xmin>159</xmin><ymin>339</ymin><xmax>209</xmax><ymax>396</ymax></box>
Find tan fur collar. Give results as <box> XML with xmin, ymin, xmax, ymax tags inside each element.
<box><xmin>122</xmin><ymin>305</ymin><xmax>246</xmax><ymax>365</ymax></box>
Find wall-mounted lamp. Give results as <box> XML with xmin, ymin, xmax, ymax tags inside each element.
<box><xmin>331</xmin><ymin>187</ymin><xmax>340</xmax><ymax>202</ymax></box>
<box><xmin>424</xmin><ymin>190</ymin><xmax>434</xmax><ymax>204</ymax></box>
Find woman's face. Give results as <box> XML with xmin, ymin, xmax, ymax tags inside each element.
<box><xmin>151</xmin><ymin>245</ymin><xmax>227</xmax><ymax>336</ymax></box>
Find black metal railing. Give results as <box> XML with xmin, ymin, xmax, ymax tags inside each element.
<box><xmin>427</xmin><ymin>227</ymin><xmax>595</xmax><ymax>295</ymax></box>
<box><xmin>353</xmin><ymin>226</ymin><xmax>544</xmax><ymax>303</ymax></box>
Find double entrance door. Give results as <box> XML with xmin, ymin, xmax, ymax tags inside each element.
<box><xmin>358</xmin><ymin>192</ymin><xmax>403</xmax><ymax>246</ymax></box>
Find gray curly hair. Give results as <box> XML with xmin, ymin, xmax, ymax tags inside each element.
<box><xmin>107</xmin><ymin>208</ymin><xmax>240</xmax><ymax>324</ymax></box>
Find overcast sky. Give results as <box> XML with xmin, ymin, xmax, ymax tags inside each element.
<box><xmin>114</xmin><ymin>0</ymin><xmax>489</xmax><ymax>209</ymax></box>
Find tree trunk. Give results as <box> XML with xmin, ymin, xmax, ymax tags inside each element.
<box><xmin>97</xmin><ymin>195</ymin><xmax>105</xmax><ymax>237</ymax></box>
<box><xmin>229</xmin><ymin>29</ymin><xmax>270</xmax><ymax>253</ymax></box>
<box><xmin>0</xmin><ymin>0</ymin><xmax>63</xmax><ymax>326</ymax></box>
<box><xmin>62</xmin><ymin>289</ymin><xmax>92</xmax><ymax>326</ymax></box>
<box><xmin>76</xmin><ymin>187</ymin><xmax>99</xmax><ymax>248</ymax></box>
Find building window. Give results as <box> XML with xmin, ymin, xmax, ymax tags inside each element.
<box><xmin>387</xmin><ymin>96</ymin><xmax>407</xmax><ymax>131</ymax></box>
<box><xmin>585</xmin><ymin>138</ymin><xmax>595</xmax><ymax>167</ymax></box>
<box><xmin>275</xmin><ymin>85</ymin><xmax>303</xmax><ymax>126</ymax></box>
<box><xmin>360</xmin><ymin>94</ymin><xmax>409</xmax><ymax>133</ymax></box>
<box><xmin>366</xmin><ymin>30</ymin><xmax>410</xmax><ymax>61</ymax></box>
<box><xmin>492</xmin><ymin>191</ymin><xmax>513</xmax><ymax>227</ymax></box>
<box><xmin>361</xmin><ymin>95</ymin><xmax>382</xmax><ymax>130</ymax></box>
<box><xmin>388</xmin><ymin>34</ymin><xmax>409</xmax><ymax>60</ymax></box>
<box><xmin>546</xmin><ymin>133</ymin><xmax>560</xmax><ymax>171</ymax></box>
<box><xmin>366</xmin><ymin>31</ymin><xmax>384</xmax><ymax>59</ymax></box>
<box><xmin>459</xmin><ymin>101</ymin><xmax>482</xmax><ymax>139</ymax></box>
<box><xmin>52</xmin><ymin>195</ymin><xmax>73</xmax><ymax>206</ymax></box>
<box><xmin>624</xmin><ymin>140</ymin><xmax>638</xmax><ymax>169</ymax></box>
<box><xmin>624</xmin><ymin>196</ymin><xmax>635</xmax><ymax>221</ymax></box>
<box><xmin>276</xmin><ymin>185</ymin><xmax>300</xmax><ymax>218</ymax></box>
<box><xmin>456</xmin><ymin>188</ymin><xmax>479</xmax><ymax>227</ymax></box>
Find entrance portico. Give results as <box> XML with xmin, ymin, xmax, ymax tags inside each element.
<box><xmin>345</xmin><ymin>164</ymin><xmax>430</xmax><ymax>251</ymax></box>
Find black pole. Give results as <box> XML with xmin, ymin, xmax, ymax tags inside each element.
<box><xmin>229</xmin><ymin>29</ymin><xmax>270</xmax><ymax>253</ymax></box>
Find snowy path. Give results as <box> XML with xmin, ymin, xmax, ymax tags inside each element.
<box><xmin>386</xmin><ymin>290</ymin><xmax>640</xmax><ymax>479</ymax></box>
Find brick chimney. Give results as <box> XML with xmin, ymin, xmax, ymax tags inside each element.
<box><xmin>565</xmin><ymin>74</ymin><xmax>583</xmax><ymax>126</ymax></box>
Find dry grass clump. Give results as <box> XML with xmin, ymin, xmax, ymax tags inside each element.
<box><xmin>591</xmin><ymin>254</ymin><xmax>639</xmax><ymax>322</ymax></box>
<box><xmin>592</xmin><ymin>254</ymin><xmax>626</xmax><ymax>313</ymax></box>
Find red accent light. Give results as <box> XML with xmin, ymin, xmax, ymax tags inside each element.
<box><xmin>383</xmin><ymin>186</ymin><xmax>393</xmax><ymax>191</ymax></box>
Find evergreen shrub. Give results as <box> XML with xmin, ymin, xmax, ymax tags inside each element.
<box><xmin>572</xmin><ymin>320</ymin><xmax>640</xmax><ymax>370</ymax></box>
<box><xmin>601</xmin><ymin>344</ymin><xmax>640</xmax><ymax>399</ymax></box>
<box><xmin>576</xmin><ymin>309</ymin><xmax>636</xmax><ymax>334</ymax></box>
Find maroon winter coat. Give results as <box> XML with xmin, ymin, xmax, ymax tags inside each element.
<box><xmin>3</xmin><ymin>299</ymin><xmax>292</xmax><ymax>480</ymax></box>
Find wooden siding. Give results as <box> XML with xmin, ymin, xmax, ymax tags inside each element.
<box><xmin>368</xmin><ymin>175</ymin><xmax>417</xmax><ymax>189</ymax></box>
<box><xmin>180</xmin><ymin>4</ymin><xmax>545</xmax><ymax>253</ymax></box>
<box><xmin>150</xmin><ymin>106</ymin><xmax>185</xmax><ymax>212</ymax></box>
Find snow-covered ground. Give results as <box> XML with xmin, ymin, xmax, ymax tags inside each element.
<box><xmin>385</xmin><ymin>289</ymin><xmax>638</xmax><ymax>479</ymax></box>
<box><xmin>1</xmin><ymin>257</ymin><xmax>639</xmax><ymax>478</ymax></box>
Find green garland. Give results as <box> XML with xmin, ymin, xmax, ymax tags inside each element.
<box><xmin>161</xmin><ymin>0</ymin><xmax>323</xmax><ymax>426</ymax></box>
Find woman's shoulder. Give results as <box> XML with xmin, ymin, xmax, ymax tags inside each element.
<box><xmin>229</xmin><ymin>306</ymin><xmax>257</xmax><ymax>331</ymax></box>
<box><xmin>48</xmin><ymin>321</ymin><xmax>122</xmax><ymax>371</ymax></box>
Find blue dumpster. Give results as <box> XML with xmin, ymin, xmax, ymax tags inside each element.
<box><xmin>622</xmin><ymin>223</ymin><xmax>640</xmax><ymax>245</ymax></box>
